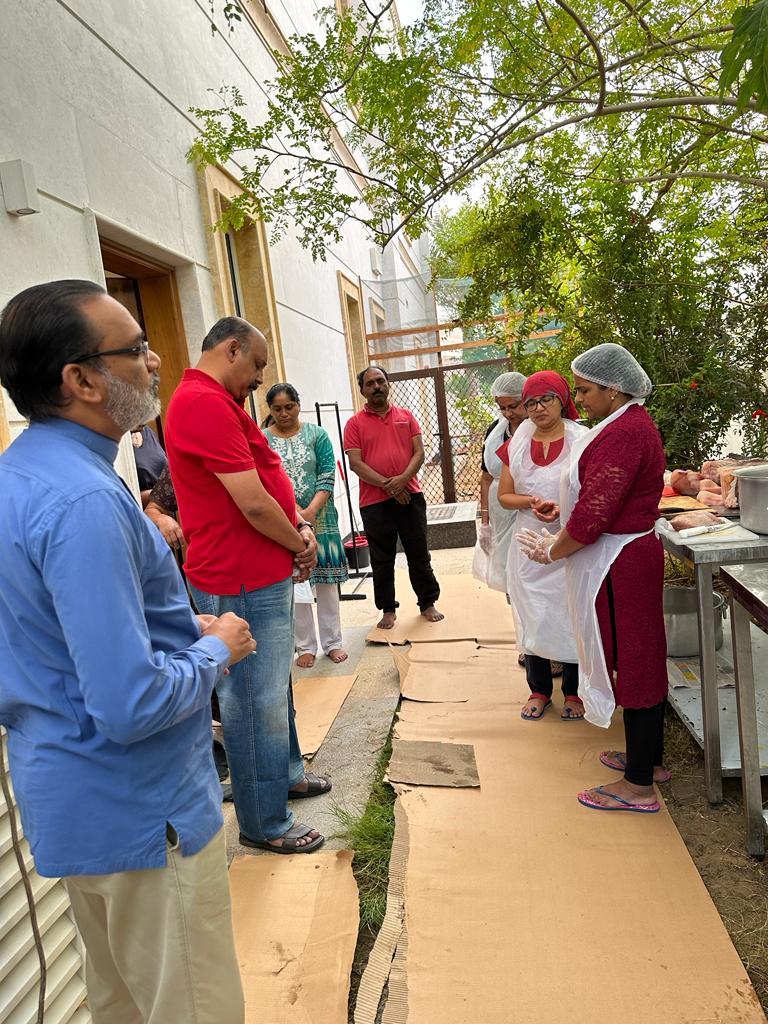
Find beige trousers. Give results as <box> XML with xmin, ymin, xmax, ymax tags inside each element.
<box><xmin>64</xmin><ymin>828</ymin><xmax>244</xmax><ymax>1024</ymax></box>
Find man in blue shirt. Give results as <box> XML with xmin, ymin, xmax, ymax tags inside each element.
<box><xmin>0</xmin><ymin>280</ymin><xmax>254</xmax><ymax>1024</ymax></box>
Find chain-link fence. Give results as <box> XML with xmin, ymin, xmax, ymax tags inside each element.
<box><xmin>388</xmin><ymin>358</ymin><xmax>508</xmax><ymax>504</ymax></box>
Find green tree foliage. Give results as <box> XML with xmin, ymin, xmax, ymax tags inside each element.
<box><xmin>431</xmin><ymin>167</ymin><xmax>768</xmax><ymax>466</ymax></box>
<box><xmin>189</xmin><ymin>0</ymin><xmax>768</xmax><ymax>248</ymax></box>
<box><xmin>189</xmin><ymin>0</ymin><xmax>768</xmax><ymax>464</ymax></box>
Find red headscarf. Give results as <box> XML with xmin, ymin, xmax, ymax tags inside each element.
<box><xmin>522</xmin><ymin>371</ymin><xmax>579</xmax><ymax>420</ymax></box>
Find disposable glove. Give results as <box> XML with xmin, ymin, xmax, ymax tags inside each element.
<box><xmin>477</xmin><ymin>523</ymin><xmax>493</xmax><ymax>555</ymax></box>
<box><xmin>516</xmin><ymin>527</ymin><xmax>556</xmax><ymax>564</ymax></box>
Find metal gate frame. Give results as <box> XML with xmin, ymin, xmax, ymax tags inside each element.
<box><xmin>388</xmin><ymin>357</ymin><xmax>510</xmax><ymax>504</ymax></box>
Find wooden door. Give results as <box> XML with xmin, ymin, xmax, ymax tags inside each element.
<box><xmin>100</xmin><ymin>241</ymin><xmax>189</xmax><ymax>425</ymax></box>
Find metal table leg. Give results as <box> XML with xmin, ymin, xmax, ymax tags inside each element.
<box><xmin>695</xmin><ymin>563</ymin><xmax>723</xmax><ymax>804</ymax></box>
<box><xmin>729</xmin><ymin>592</ymin><xmax>766</xmax><ymax>859</ymax></box>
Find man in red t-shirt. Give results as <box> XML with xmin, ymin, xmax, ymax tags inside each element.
<box><xmin>165</xmin><ymin>317</ymin><xmax>331</xmax><ymax>854</ymax></box>
<box><xmin>343</xmin><ymin>366</ymin><xmax>443</xmax><ymax>629</ymax></box>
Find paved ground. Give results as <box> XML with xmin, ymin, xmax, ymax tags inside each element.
<box><xmin>222</xmin><ymin>547</ymin><xmax>475</xmax><ymax>860</ymax></box>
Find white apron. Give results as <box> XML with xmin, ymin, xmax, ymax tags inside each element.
<box><xmin>505</xmin><ymin>419</ymin><xmax>585</xmax><ymax>662</ymax></box>
<box><xmin>484</xmin><ymin>418</ymin><xmax>519</xmax><ymax>592</ymax></box>
<box><xmin>560</xmin><ymin>399</ymin><xmax>650</xmax><ymax>728</ymax></box>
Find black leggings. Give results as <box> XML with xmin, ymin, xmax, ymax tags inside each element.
<box><xmin>623</xmin><ymin>701</ymin><xmax>666</xmax><ymax>786</ymax></box>
<box><xmin>525</xmin><ymin>655</ymin><xmax>579</xmax><ymax>700</ymax></box>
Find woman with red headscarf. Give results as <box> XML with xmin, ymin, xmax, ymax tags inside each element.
<box><xmin>498</xmin><ymin>372</ymin><xmax>586</xmax><ymax>720</ymax></box>
<box><xmin>517</xmin><ymin>344</ymin><xmax>669</xmax><ymax>815</ymax></box>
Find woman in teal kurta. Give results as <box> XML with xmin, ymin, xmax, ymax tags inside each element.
<box><xmin>265</xmin><ymin>383</ymin><xmax>349</xmax><ymax>667</ymax></box>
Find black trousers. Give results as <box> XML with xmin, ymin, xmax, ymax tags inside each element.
<box><xmin>525</xmin><ymin>655</ymin><xmax>579</xmax><ymax>700</ymax></box>
<box><xmin>360</xmin><ymin>493</ymin><xmax>440</xmax><ymax>612</ymax></box>
<box><xmin>623</xmin><ymin>701</ymin><xmax>666</xmax><ymax>786</ymax></box>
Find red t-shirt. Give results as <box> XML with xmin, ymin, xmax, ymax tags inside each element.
<box><xmin>343</xmin><ymin>405</ymin><xmax>422</xmax><ymax>507</ymax></box>
<box><xmin>164</xmin><ymin>369</ymin><xmax>297</xmax><ymax>594</ymax></box>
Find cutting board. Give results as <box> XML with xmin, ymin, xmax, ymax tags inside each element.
<box><xmin>658</xmin><ymin>495</ymin><xmax>710</xmax><ymax>514</ymax></box>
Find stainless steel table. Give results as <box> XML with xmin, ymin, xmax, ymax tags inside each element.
<box><xmin>720</xmin><ymin>564</ymin><xmax>768</xmax><ymax>857</ymax></box>
<box><xmin>659</xmin><ymin>528</ymin><xmax>768</xmax><ymax>805</ymax></box>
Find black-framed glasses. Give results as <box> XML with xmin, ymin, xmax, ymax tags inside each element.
<box><xmin>71</xmin><ymin>341</ymin><xmax>150</xmax><ymax>364</ymax></box>
<box><xmin>523</xmin><ymin>393</ymin><xmax>558</xmax><ymax>411</ymax></box>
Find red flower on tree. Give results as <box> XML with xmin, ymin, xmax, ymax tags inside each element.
<box><xmin>689</xmin><ymin>379</ymin><xmax>699</xmax><ymax>389</ymax></box>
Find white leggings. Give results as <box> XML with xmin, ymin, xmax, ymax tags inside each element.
<box><xmin>294</xmin><ymin>583</ymin><xmax>343</xmax><ymax>655</ymax></box>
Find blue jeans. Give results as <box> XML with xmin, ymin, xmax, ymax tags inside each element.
<box><xmin>190</xmin><ymin>576</ymin><xmax>304</xmax><ymax>842</ymax></box>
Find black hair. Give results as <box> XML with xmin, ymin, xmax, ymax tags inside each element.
<box><xmin>357</xmin><ymin>365</ymin><xmax>388</xmax><ymax>391</ymax></box>
<box><xmin>0</xmin><ymin>279</ymin><xmax>106</xmax><ymax>421</ymax></box>
<box><xmin>201</xmin><ymin>316</ymin><xmax>256</xmax><ymax>352</ymax></box>
<box><xmin>266</xmin><ymin>382</ymin><xmax>300</xmax><ymax>407</ymax></box>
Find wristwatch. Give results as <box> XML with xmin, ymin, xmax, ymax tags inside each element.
<box><xmin>298</xmin><ymin>520</ymin><xmax>314</xmax><ymax>532</ymax></box>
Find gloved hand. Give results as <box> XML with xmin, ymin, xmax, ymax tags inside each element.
<box><xmin>516</xmin><ymin>527</ymin><xmax>556</xmax><ymax>564</ymax></box>
<box><xmin>477</xmin><ymin>523</ymin><xmax>493</xmax><ymax>555</ymax></box>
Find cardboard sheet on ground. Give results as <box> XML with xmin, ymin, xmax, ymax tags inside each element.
<box><xmin>360</xmin><ymin>626</ymin><xmax>765</xmax><ymax>1024</ymax></box>
<box><xmin>388</xmin><ymin>739</ymin><xmax>480</xmax><ymax>787</ymax></box>
<box><xmin>366</xmin><ymin>572</ymin><xmax>514</xmax><ymax>645</ymax></box>
<box><xmin>230</xmin><ymin>851</ymin><xmax>358</xmax><ymax>1024</ymax></box>
<box><xmin>293</xmin><ymin>673</ymin><xmax>357</xmax><ymax>756</ymax></box>
<box><xmin>394</xmin><ymin>642</ymin><xmax>518</xmax><ymax>703</ymax></box>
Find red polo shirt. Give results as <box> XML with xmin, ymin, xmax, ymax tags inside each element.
<box><xmin>164</xmin><ymin>369</ymin><xmax>297</xmax><ymax>595</ymax></box>
<box><xmin>343</xmin><ymin>404</ymin><xmax>422</xmax><ymax>507</ymax></box>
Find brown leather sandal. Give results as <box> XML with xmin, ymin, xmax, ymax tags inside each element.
<box><xmin>239</xmin><ymin>822</ymin><xmax>325</xmax><ymax>854</ymax></box>
<box><xmin>288</xmin><ymin>772</ymin><xmax>333</xmax><ymax>799</ymax></box>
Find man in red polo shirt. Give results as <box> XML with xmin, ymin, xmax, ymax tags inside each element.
<box><xmin>344</xmin><ymin>366</ymin><xmax>443</xmax><ymax>629</ymax></box>
<box><xmin>165</xmin><ymin>317</ymin><xmax>331</xmax><ymax>855</ymax></box>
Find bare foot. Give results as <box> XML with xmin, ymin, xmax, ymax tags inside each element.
<box><xmin>560</xmin><ymin>698</ymin><xmax>585</xmax><ymax>720</ymax></box>
<box><xmin>296</xmin><ymin>653</ymin><xmax>316</xmax><ymax>668</ymax></box>
<box><xmin>377</xmin><ymin>611</ymin><xmax>397</xmax><ymax>629</ymax></box>
<box><xmin>421</xmin><ymin>605</ymin><xmax>444</xmax><ymax>622</ymax></box>
<box><xmin>580</xmin><ymin>779</ymin><xmax>658</xmax><ymax>808</ymax></box>
<box><xmin>327</xmin><ymin>648</ymin><xmax>348</xmax><ymax>663</ymax></box>
<box><xmin>521</xmin><ymin>696</ymin><xmax>551</xmax><ymax>720</ymax></box>
<box><xmin>600</xmin><ymin>750</ymin><xmax>672</xmax><ymax>784</ymax></box>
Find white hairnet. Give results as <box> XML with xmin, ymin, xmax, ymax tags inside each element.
<box><xmin>491</xmin><ymin>371</ymin><xmax>527</xmax><ymax>398</ymax></box>
<box><xmin>571</xmin><ymin>343</ymin><xmax>652</xmax><ymax>398</ymax></box>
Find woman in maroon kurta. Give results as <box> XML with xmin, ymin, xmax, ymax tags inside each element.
<box><xmin>517</xmin><ymin>343</ymin><xmax>669</xmax><ymax>813</ymax></box>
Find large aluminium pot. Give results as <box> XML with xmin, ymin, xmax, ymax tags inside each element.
<box><xmin>733</xmin><ymin>465</ymin><xmax>768</xmax><ymax>535</ymax></box>
<box><xmin>664</xmin><ymin>586</ymin><xmax>725</xmax><ymax>658</ymax></box>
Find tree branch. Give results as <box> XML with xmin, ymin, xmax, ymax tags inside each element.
<box><xmin>551</xmin><ymin>0</ymin><xmax>607</xmax><ymax>111</ymax></box>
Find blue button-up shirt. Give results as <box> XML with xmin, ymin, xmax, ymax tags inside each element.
<box><xmin>0</xmin><ymin>419</ymin><xmax>230</xmax><ymax>877</ymax></box>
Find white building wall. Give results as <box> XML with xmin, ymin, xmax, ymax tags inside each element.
<box><xmin>0</xmin><ymin>0</ymin><xmax>436</xmax><ymax>532</ymax></box>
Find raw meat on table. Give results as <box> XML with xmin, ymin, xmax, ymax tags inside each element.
<box><xmin>669</xmin><ymin>469</ymin><xmax>703</xmax><ymax>496</ymax></box>
<box><xmin>696</xmin><ymin>489</ymin><xmax>724</xmax><ymax>507</ymax></box>
<box><xmin>671</xmin><ymin>511</ymin><xmax>725</xmax><ymax>531</ymax></box>
<box><xmin>698</xmin><ymin>479</ymin><xmax>722</xmax><ymax>493</ymax></box>
<box><xmin>701</xmin><ymin>459</ymin><xmax>742</xmax><ymax>483</ymax></box>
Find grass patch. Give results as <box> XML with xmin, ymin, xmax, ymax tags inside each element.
<box><xmin>335</xmin><ymin>734</ymin><xmax>396</xmax><ymax>930</ymax></box>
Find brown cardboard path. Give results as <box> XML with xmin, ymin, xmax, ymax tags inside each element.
<box><xmin>293</xmin><ymin>672</ymin><xmax>357</xmax><ymax>756</ymax></box>
<box><xmin>366</xmin><ymin>572</ymin><xmax>515</xmax><ymax>645</ymax></box>
<box><xmin>230</xmin><ymin>851</ymin><xmax>358</xmax><ymax>1023</ymax></box>
<box><xmin>361</xmin><ymin>631</ymin><xmax>766</xmax><ymax>1023</ymax></box>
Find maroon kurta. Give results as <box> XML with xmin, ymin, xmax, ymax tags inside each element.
<box><xmin>566</xmin><ymin>405</ymin><xmax>668</xmax><ymax>709</ymax></box>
